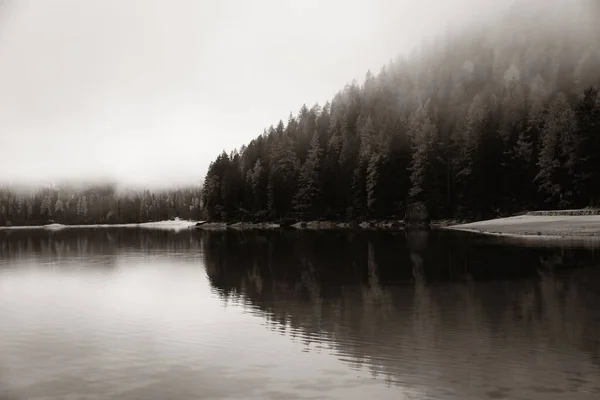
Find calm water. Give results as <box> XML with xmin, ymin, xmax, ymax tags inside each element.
<box><xmin>1</xmin><ymin>229</ymin><xmax>600</xmax><ymax>399</ymax></box>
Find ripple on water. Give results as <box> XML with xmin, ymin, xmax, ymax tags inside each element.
<box><xmin>2</xmin><ymin>229</ymin><xmax>600</xmax><ymax>399</ymax></box>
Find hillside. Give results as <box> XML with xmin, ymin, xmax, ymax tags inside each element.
<box><xmin>201</xmin><ymin>0</ymin><xmax>600</xmax><ymax>223</ymax></box>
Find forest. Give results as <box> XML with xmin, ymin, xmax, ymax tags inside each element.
<box><xmin>201</xmin><ymin>0</ymin><xmax>600</xmax><ymax>223</ymax></box>
<box><xmin>0</xmin><ymin>184</ymin><xmax>203</xmax><ymax>226</ymax></box>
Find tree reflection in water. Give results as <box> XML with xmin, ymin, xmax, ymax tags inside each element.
<box><xmin>202</xmin><ymin>229</ymin><xmax>600</xmax><ymax>398</ymax></box>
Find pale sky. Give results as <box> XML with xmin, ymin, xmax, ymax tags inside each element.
<box><xmin>0</xmin><ymin>0</ymin><xmax>507</xmax><ymax>188</ymax></box>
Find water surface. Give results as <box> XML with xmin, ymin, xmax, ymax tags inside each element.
<box><xmin>1</xmin><ymin>228</ymin><xmax>600</xmax><ymax>399</ymax></box>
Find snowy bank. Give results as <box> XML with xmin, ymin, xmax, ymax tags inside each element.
<box><xmin>445</xmin><ymin>213</ymin><xmax>600</xmax><ymax>238</ymax></box>
<box><xmin>44</xmin><ymin>223</ymin><xmax>68</xmax><ymax>231</ymax></box>
<box><xmin>0</xmin><ymin>219</ymin><xmax>199</xmax><ymax>232</ymax></box>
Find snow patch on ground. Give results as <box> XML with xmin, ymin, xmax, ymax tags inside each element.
<box><xmin>0</xmin><ymin>218</ymin><xmax>199</xmax><ymax>231</ymax></box>
<box><xmin>446</xmin><ymin>214</ymin><xmax>600</xmax><ymax>238</ymax></box>
<box><xmin>44</xmin><ymin>223</ymin><xmax>67</xmax><ymax>231</ymax></box>
<box><xmin>135</xmin><ymin>219</ymin><xmax>198</xmax><ymax>231</ymax></box>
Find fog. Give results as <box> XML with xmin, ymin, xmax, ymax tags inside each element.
<box><xmin>0</xmin><ymin>0</ymin><xmax>569</xmax><ymax>188</ymax></box>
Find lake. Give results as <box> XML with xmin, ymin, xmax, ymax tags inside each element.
<box><xmin>1</xmin><ymin>228</ymin><xmax>600</xmax><ymax>399</ymax></box>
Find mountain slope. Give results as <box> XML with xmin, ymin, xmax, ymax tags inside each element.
<box><xmin>201</xmin><ymin>0</ymin><xmax>600</xmax><ymax>222</ymax></box>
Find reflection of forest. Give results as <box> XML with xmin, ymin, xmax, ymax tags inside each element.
<box><xmin>0</xmin><ymin>229</ymin><xmax>203</xmax><ymax>267</ymax></box>
<box><xmin>203</xmin><ymin>230</ymin><xmax>600</xmax><ymax>398</ymax></box>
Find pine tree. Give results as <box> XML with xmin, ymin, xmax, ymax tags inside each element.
<box><xmin>573</xmin><ymin>87</ymin><xmax>600</xmax><ymax>206</ymax></box>
<box><xmin>77</xmin><ymin>196</ymin><xmax>88</xmax><ymax>219</ymax></box>
<box><xmin>26</xmin><ymin>199</ymin><xmax>33</xmax><ymax>221</ymax></box>
<box><xmin>498</xmin><ymin>78</ymin><xmax>531</xmax><ymax>212</ymax></box>
<box><xmin>201</xmin><ymin>152</ymin><xmax>232</xmax><ymax>221</ymax></box>
<box><xmin>267</xmin><ymin>136</ymin><xmax>299</xmax><ymax>218</ymax></box>
<box><xmin>452</xmin><ymin>95</ymin><xmax>490</xmax><ymax>218</ymax></box>
<box><xmin>294</xmin><ymin>132</ymin><xmax>322</xmax><ymax>218</ymax></box>
<box><xmin>0</xmin><ymin>204</ymin><xmax>6</xmax><ymax>225</ymax></box>
<box><xmin>535</xmin><ymin>93</ymin><xmax>578</xmax><ymax>207</ymax></box>
<box><xmin>408</xmin><ymin>102</ymin><xmax>439</xmax><ymax>203</ymax></box>
<box><xmin>54</xmin><ymin>199</ymin><xmax>65</xmax><ymax>220</ymax></box>
<box><xmin>40</xmin><ymin>196</ymin><xmax>52</xmax><ymax>220</ymax></box>
<box><xmin>250</xmin><ymin>158</ymin><xmax>268</xmax><ymax>213</ymax></box>
<box><xmin>321</xmin><ymin>134</ymin><xmax>343</xmax><ymax>219</ymax></box>
<box><xmin>366</xmin><ymin>153</ymin><xmax>381</xmax><ymax>217</ymax></box>
<box><xmin>351</xmin><ymin>117</ymin><xmax>375</xmax><ymax>219</ymax></box>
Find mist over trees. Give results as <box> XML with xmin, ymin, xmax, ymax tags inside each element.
<box><xmin>0</xmin><ymin>184</ymin><xmax>203</xmax><ymax>226</ymax></box>
<box><xmin>201</xmin><ymin>0</ymin><xmax>600</xmax><ymax>222</ymax></box>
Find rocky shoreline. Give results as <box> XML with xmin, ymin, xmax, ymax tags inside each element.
<box><xmin>193</xmin><ymin>219</ymin><xmax>463</xmax><ymax>231</ymax></box>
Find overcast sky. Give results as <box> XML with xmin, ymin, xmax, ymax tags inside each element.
<box><xmin>0</xmin><ymin>0</ymin><xmax>509</xmax><ymax>188</ymax></box>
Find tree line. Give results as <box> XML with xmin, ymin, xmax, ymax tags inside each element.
<box><xmin>201</xmin><ymin>1</ymin><xmax>600</xmax><ymax>222</ymax></box>
<box><xmin>0</xmin><ymin>184</ymin><xmax>203</xmax><ymax>226</ymax></box>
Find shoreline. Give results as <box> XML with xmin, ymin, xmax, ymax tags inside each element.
<box><xmin>194</xmin><ymin>219</ymin><xmax>462</xmax><ymax>231</ymax></box>
<box><xmin>444</xmin><ymin>211</ymin><xmax>600</xmax><ymax>239</ymax></box>
<box><xmin>7</xmin><ymin>210</ymin><xmax>599</xmax><ymax>238</ymax></box>
<box><xmin>12</xmin><ymin>211</ymin><xmax>600</xmax><ymax>237</ymax></box>
<box><xmin>0</xmin><ymin>220</ymin><xmax>199</xmax><ymax>232</ymax></box>
<box><xmin>0</xmin><ymin>219</ymin><xmax>463</xmax><ymax>232</ymax></box>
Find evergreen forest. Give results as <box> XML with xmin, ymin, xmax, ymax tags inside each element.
<box><xmin>0</xmin><ymin>185</ymin><xmax>203</xmax><ymax>226</ymax></box>
<box><xmin>201</xmin><ymin>1</ymin><xmax>600</xmax><ymax>223</ymax></box>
